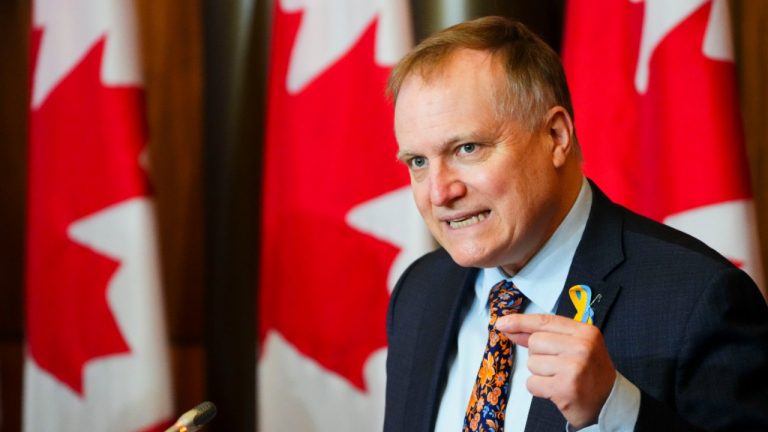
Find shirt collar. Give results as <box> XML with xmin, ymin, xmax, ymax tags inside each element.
<box><xmin>477</xmin><ymin>178</ymin><xmax>592</xmax><ymax>313</ymax></box>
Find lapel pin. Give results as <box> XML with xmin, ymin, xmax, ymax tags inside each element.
<box><xmin>569</xmin><ymin>284</ymin><xmax>594</xmax><ymax>325</ymax></box>
<box><xmin>591</xmin><ymin>293</ymin><xmax>602</xmax><ymax>307</ymax></box>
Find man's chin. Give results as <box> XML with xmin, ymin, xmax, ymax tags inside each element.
<box><xmin>443</xmin><ymin>248</ymin><xmax>498</xmax><ymax>269</ymax></box>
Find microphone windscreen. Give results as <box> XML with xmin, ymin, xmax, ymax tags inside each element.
<box><xmin>193</xmin><ymin>401</ymin><xmax>217</xmax><ymax>427</ymax></box>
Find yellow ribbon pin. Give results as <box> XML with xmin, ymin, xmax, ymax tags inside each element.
<box><xmin>569</xmin><ymin>284</ymin><xmax>594</xmax><ymax>325</ymax></box>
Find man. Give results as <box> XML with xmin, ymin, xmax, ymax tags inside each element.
<box><xmin>384</xmin><ymin>16</ymin><xmax>768</xmax><ymax>432</ymax></box>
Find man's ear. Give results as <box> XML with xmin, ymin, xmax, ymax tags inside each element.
<box><xmin>544</xmin><ymin>106</ymin><xmax>575</xmax><ymax>168</ymax></box>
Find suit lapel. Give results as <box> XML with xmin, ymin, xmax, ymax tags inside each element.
<box><xmin>559</xmin><ymin>182</ymin><xmax>624</xmax><ymax>328</ymax></box>
<box><xmin>403</xmin><ymin>257</ymin><xmax>477</xmax><ymax>431</ymax></box>
<box><xmin>525</xmin><ymin>182</ymin><xmax>625</xmax><ymax>431</ymax></box>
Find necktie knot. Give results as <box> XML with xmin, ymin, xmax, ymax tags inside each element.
<box><xmin>488</xmin><ymin>280</ymin><xmax>525</xmax><ymax>327</ymax></box>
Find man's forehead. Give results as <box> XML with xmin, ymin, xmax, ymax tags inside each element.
<box><xmin>398</xmin><ymin>48</ymin><xmax>501</xmax><ymax>96</ymax></box>
<box><xmin>398</xmin><ymin>55</ymin><xmax>500</xmax><ymax>106</ymax></box>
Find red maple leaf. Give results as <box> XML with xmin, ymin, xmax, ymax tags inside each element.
<box><xmin>259</xmin><ymin>10</ymin><xmax>408</xmax><ymax>390</ymax></box>
<box><xmin>26</xmin><ymin>29</ymin><xmax>149</xmax><ymax>395</ymax></box>
<box><xmin>567</xmin><ymin>2</ymin><xmax>750</xmax><ymax>222</ymax></box>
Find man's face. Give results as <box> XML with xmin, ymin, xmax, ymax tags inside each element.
<box><xmin>394</xmin><ymin>49</ymin><xmax>572</xmax><ymax>273</ymax></box>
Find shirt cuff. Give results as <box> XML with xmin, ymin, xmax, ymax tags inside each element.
<box><xmin>565</xmin><ymin>372</ymin><xmax>641</xmax><ymax>432</ymax></box>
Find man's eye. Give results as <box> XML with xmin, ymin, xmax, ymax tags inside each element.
<box><xmin>460</xmin><ymin>143</ymin><xmax>477</xmax><ymax>154</ymax></box>
<box><xmin>410</xmin><ymin>157</ymin><xmax>427</xmax><ymax>168</ymax></box>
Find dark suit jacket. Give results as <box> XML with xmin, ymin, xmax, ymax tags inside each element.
<box><xmin>384</xmin><ymin>183</ymin><xmax>768</xmax><ymax>432</ymax></box>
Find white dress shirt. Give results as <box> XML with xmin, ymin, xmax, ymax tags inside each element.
<box><xmin>433</xmin><ymin>178</ymin><xmax>640</xmax><ymax>432</ymax></box>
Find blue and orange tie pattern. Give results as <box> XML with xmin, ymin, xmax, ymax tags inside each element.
<box><xmin>463</xmin><ymin>280</ymin><xmax>525</xmax><ymax>432</ymax></box>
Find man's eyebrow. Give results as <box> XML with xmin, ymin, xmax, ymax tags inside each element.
<box><xmin>396</xmin><ymin>150</ymin><xmax>416</xmax><ymax>162</ymax></box>
<box><xmin>395</xmin><ymin>133</ymin><xmax>485</xmax><ymax>162</ymax></box>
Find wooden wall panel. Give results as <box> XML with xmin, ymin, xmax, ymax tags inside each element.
<box><xmin>733</xmin><ymin>0</ymin><xmax>768</xmax><ymax>290</ymax></box>
<box><xmin>135</xmin><ymin>0</ymin><xmax>205</xmax><ymax>347</ymax></box>
<box><xmin>0</xmin><ymin>0</ymin><xmax>207</xmax><ymax>429</ymax></box>
<box><xmin>0</xmin><ymin>2</ymin><xmax>28</xmax><ymax>338</ymax></box>
<box><xmin>135</xmin><ymin>0</ymin><xmax>207</xmax><ymax>417</ymax></box>
<box><xmin>0</xmin><ymin>343</ymin><xmax>23</xmax><ymax>432</ymax></box>
<box><xmin>0</xmin><ymin>0</ymin><xmax>28</xmax><ymax>430</ymax></box>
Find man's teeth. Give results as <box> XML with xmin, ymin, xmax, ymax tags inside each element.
<box><xmin>448</xmin><ymin>212</ymin><xmax>488</xmax><ymax>228</ymax></box>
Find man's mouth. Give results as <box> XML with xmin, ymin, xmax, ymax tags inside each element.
<box><xmin>447</xmin><ymin>211</ymin><xmax>490</xmax><ymax>229</ymax></box>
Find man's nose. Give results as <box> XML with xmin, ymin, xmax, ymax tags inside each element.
<box><xmin>429</xmin><ymin>165</ymin><xmax>466</xmax><ymax>206</ymax></box>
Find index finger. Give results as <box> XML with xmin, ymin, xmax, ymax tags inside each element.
<box><xmin>495</xmin><ymin>313</ymin><xmax>583</xmax><ymax>336</ymax></box>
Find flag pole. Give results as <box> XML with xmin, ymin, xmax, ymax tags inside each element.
<box><xmin>201</xmin><ymin>0</ymin><xmax>270</xmax><ymax>429</ymax></box>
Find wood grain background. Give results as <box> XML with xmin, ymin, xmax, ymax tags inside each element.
<box><xmin>0</xmin><ymin>1</ymin><xmax>765</xmax><ymax>430</ymax></box>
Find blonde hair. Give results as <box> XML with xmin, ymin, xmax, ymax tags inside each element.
<box><xmin>388</xmin><ymin>16</ymin><xmax>574</xmax><ymax>130</ymax></box>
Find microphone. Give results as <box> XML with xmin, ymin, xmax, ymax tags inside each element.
<box><xmin>164</xmin><ymin>401</ymin><xmax>217</xmax><ymax>432</ymax></box>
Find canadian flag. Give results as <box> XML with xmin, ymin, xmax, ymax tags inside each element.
<box><xmin>563</xmin><ymin>0</ymin><xmax>764</xmax><ymax>290</ymax></box>
<box><xmin>25</xmin><ymin>0</ymin><xmax>173</xmax><ymax>430</ymax></box>
<box><xmin>258</xmin><ymin>0</ymin><xmax>431</xmax><ymax>430</ymax></box>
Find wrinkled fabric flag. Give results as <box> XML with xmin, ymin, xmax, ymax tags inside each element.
<box><xmin>25</xmin><ymin>0</ymin><xmax>173</xmax><ymax>430</ymax></box>
<box><xmin>563</xmin><ymin>0</ymin><xmax>764</xmax><ymax>290</ymax></box>
<box><xmin>258</xmin><ymin>1</ymin><xmax>431</xmax><ymax>430</ymax></box>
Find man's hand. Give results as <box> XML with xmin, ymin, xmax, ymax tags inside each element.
<box><xmin>495</xmin><ymin>314</ymin><xmax>616</xmax><ymax>429</ymax></box>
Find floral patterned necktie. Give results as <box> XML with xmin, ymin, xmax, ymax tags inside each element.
<box><xmin>463</xmin><ymin>280</ymin><xmax>526</xmax><ymax>432</ymax></box>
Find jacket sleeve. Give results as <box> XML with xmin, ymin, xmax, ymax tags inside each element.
<box><xmin>634</xmin><ymin>268</ymin><xmax>768</xmax><ymax>431</ymax></box>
